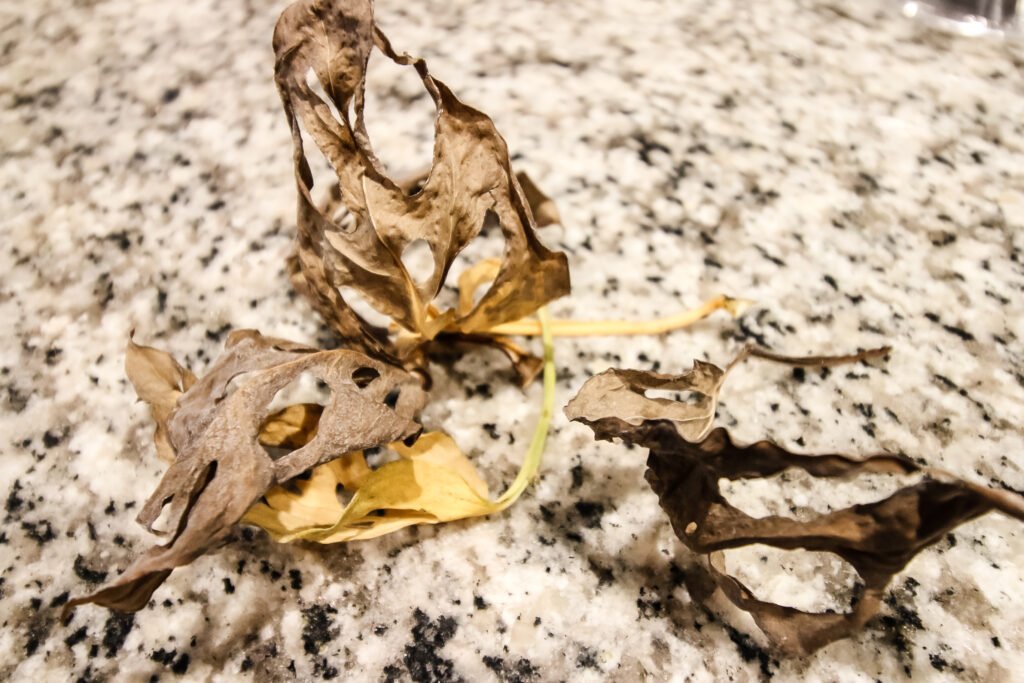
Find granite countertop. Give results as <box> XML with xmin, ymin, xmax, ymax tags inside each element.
<box><xmin>3</xmin><ymin>0</ymin><xmax>1024</xmax><ymax>680</ymax></box>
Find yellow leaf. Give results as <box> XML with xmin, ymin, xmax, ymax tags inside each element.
<box><xmin>244</xmin><ymin>433</ymin><xmax>498</xmax><ymax>543</ymax></box>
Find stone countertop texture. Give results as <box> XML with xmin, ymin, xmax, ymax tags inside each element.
<box><xmin>3</xmin><ymin>0</ymin><xmax>1024</xmax><ymax>680</ymax></box>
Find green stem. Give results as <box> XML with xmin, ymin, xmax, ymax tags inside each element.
<box><xmin>494</xmin><ymin>306</ymin><xmax>555</xmax><ymax>509</ymax></box>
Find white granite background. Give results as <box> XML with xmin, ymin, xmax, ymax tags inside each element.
<box><xmin>3</xmin><ymin>0</ymin><xmax>1024</xmax><ymax>680</ymax></box>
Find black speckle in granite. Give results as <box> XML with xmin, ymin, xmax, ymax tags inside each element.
<box><xmin>402</xmin><ymin>608</ymin><xmax>459</xmax><ymax>683</ymax></box>
<box><xmin>636</xmin><ymin>594</ymin><xmax>663</xmax><ymax>619</ymax></box>
<box><xmin>205</xmin><ymin>323</ymin><xmax>232</xmax><ymax>343</ymax></box>
<box><xmin>208</xmin><ymin>200</ymin><xmax>225</xmax><ymax>211</ymax></box>
<box><xmin>301</xmin><ymin>604</ymin><xmax>339</xmax><ymax>656</ymax></box>
<box><xmin>45</xmin><ymin>347</ymin><xmax>63</xmax><ymax>365</ymax></box>
<box><xmin>73</xmin><ymin>555</ymin><xmax>108</xmax><ymax>584</ymax></box>
<box><xmin>483</xmin><ymin>655</ymin><xmax>540</xmax><ymax>683</ymax></box>
<box><xmin>240</xmin><ymin>656</ymin><xmax>254</xmax><ymax>672</ymax></box>
<box><xmin>791</xmin><ymin>367</ymin><xmax>805</xmax><ymax>383</ymax></box>
<box><xmin>880</xmin><ymin>591</ymin><xmax>923</xmax><ymax>656</ymax></box>
<box><xmin>11</xmin><ymin>83</ymin><xmax>63</xmax><ymax>108</ymax></box>
<box><xmin>572</xmin><ymin>501</ymin><xmax>604</xmax><ymax>529</ymax></box>
<box><xmin>105</xmin><ymin>230</ymin><xmax>131</xmax><ymax>251</ymax></box>
<box><xmin>569</xmin><ymin>464</ymin><xmax>584</xmax><ymax>492</ymax></box>
<box><xmin>483</xmin><ymin>423</ymin><xmax>500</xmax><ymax>440</ymax></box>
<box><xmin>823</xmin><ymin>274</ymin><xmax>838</xmax><ymax>290</ymax></box>
<box><xmin>587</xmin><ymin>558</ymin><xmax>614</xmax><ymax>588</ymax></box>
<box><xmin>575</xmin><ymin>646</ymin><xmax>598</xmax><ymax>669</ymax></box>
<box><xmin>724</xmin><ymin>624</ymin><xmax>776</xmax><ymax>677</ymax></box>
<box><xmin>992</xmin><ymin>636</ymin><xmax>1001</xmax><ymax>647</ymax></box>
<box><xmin>313</xmin><ymin>657</ymin><xmax>338</xmax><ymax>679</ymax></box>
<box><xmin>289</xmin><ymin>569</ymin><xmax>302</xmax><ymax>590</ymax></box>
<box><xmin>64</xmin><ymin>626</ymin><xmax>88</xmax><ymax>648</ymax></box>
<box><xmin>854</xmin><ymin>172</ymin><xmax>880</xmax><ymax>196</ymax></box>
<box><xmin>101</xmin><ymin>612</ymin><xmax>134</xmax><ymax>658</ymax></box>
<box><xmin>22</xmin><ymin>520</ymin><xmax>55</xmax><ymax>545</ymax></box>
<box><xmin>223</xmin><ymin>578</ymin><xmax>235</xmax><ymax>594</ymax></box>
<box><xmin>5</xmin><ymin>479</ymin><xmax>23</xmax><ymax>515</ymax></box>
<box><xmin>382</xmin><ymin>663</ymin><xmax>403</xmax><ymax>683</ymax></box>
<box><xmin>50</xmin><ymin>591</ymin><xmax>69</xmax><ymax>608</ymax></box>
<box><xmin>942</xmin><ymin>323</ymin><xmax>974</xmax><ymax>342</ymax></box>
<box><xmin>43</xmin><ymin>428</ymin><xmax>68</xmax><ymax>448</ymax></box>
<box><xmin>5</xmin><ymin>382</ymin><xmax>28</xmax><ymax>412</ymax></box>
<box><xmin>632</xmin><ymin>132</ymin><xmax>671</xmax><ymax>166</ymax></box>
<box><xmin>199</xmin><ymin>247</ymin><xmax>218</xmax><ymax>267</ymax></box>
<box><xmin>473</xmin><ymin>595</ymin><xmax>488</xmax><ymax>610</ymax></box>
<box><xmin>928</xmin><ymin>653</ymin><xmax>963</xmax><ymax>673</ymax></box>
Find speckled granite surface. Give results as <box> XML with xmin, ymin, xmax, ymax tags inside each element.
<box><xmin>3</xmin><ymin>0</ymin><xmax>1024</xmax><ymax>680</ymax></box>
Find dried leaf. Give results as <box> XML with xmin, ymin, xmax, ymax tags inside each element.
<box><xmin>64</xmin><ymin>331</ymin><xmax>426</xmax><ymax>617</ymax></box>
<box><xmin>125</xmin><ymin>333</ymin><xmax>197</xmax><ymax>463</ymax></box>
<box><xmin>274</xmin><ymin>0</ymin><xmax>569</xmax><ymax>365</ymax></box>
<box><xmin>566</xmin><ymin>346</ymin><xmax>1024</xmax><ymax>655</ymax></box>
<box><xmin>245</xmin><ymin>306</ymin><xmax>557</xmax><ymax>543</ymax></box>
<box><xmin>514</xmin><ymin>171</ymin><xmax>561</xmax><ymax>227</ymax></box>
<box><xmin>565</xmin><ymin>344</ymin><xmax>887</xmax><ymax>444</ymax></box>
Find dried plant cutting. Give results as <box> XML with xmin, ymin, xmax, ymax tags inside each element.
<box><xmin>64</xmin><ymin>0</ymin><xmax>1024</xmax><ymax>658</ymax></box>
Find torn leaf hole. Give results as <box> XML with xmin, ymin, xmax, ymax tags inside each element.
<box><xmin>718</xmin><ymin>469</ymin><xmax>925</xmax><ymax>522</ymax></box>
<box><xmin>643</xmin><ymin>389</ymin><xmax>705</xmax><ymax>405</ymax></box>
<box><xmin>335</xmin><ymin>483</ymin><xmax>353</xmax><ymax>507</ymax></box>
<box><xmin>265</xmin><ymin>371</ymin><xmax>332</xmax><ymax>413</ymax></box>
<box><xmin>361</xmin><ymin>46</ymin><xmax>436</xmax><ymax>176</ymax></box>
<box><xmin>401</xmin><ymin>238</ymin><xmax>434</xmax><ymax>285</ymax></box>
<box><xmin>304</xmin><ymin>66</ymin><xmax>344</xmax><ymax>124</ymax></box>
<box><xmin>351</xmin><ymin>366</ymin><xmax>380</xmax><ymax>388</ymax></box>
<box><xmin>337</xmin><ymin>285</ymin><xmax>393</xmax><ymax>329</ymax></box>
<box><xmin>149</xmin><ymin>495</ymin><xmax>176</xmax><ymax>535</ymax></box>
<box><xmin>295</xmin><ymin>114</ymin><xmax>338</xmax><ymax>209</ymax></box>
<box><xmin>363</xmin><ymin>446</ymin><xmax>401</xmax><ymax>470</ymax></box>
<box><xmin>721</xmin><ymin>545</ymin><xmax>861</xmax><ymax>614</ymax></box>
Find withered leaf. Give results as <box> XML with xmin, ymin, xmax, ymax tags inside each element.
<box><xmin>124</xmin><ymin>333</ymin><xmax>197</xmax><ymax>464</ymax></box>
<box><xmin>247</xmin><ymin>306</ymin><xmax>557</xmax><ymax>543</ymax></box>
<box><xmin>274</xmin><ymin>0</ymin><xmax>569</xmax><ymax>366</ymax></box>
<box><xmin>244</xmin><ymin>431</ymin><xmax>507</xmax><ymax>543</ymax></box>
<box><xmin>564</xmin><ymin>344</ymin><xmax>888</xmax><ymax>444</ymax></box>
<box><xmin>64</xmin><ymin>330</ymin><xmax>426</xmax><ymax>617</ymax></box>
<box><xmin>566</xmin><ymin>347</ymin><xmax>1024</xmax><ymax>655</ymax></box>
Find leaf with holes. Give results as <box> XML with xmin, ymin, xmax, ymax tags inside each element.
<box><xmin>63</xmin><ymin>330</ymin><xmax>427</xmax><ymax>617</ymax></box>
<box><xmin>273</xmin><ymin>0</ymin><xmax>569</xmax><ymax>381</ymax></box>
<box><xmin>246</xmin><ymin>306</ymin><xmax>557</xmax><ymax>544</ymax></box>
<box><xmin>567</xmin><ymin>345</ymin><xmax>1024</xmax><ymax>655</ymax></box>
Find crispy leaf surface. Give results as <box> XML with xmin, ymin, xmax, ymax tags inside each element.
<box><xmin>64</xmin><ymin>331</ymin><xmax>426</xmax><ymax>617</ymax></box>
<box><xmin>274</xmin><ymin>0</ymin><xmax>569</xmax><ymax>362</ymax></box>
<box><xmin>566</xmin><ymin>347</ymin><xmax>1024</xmax><ymax>656</ymax></box>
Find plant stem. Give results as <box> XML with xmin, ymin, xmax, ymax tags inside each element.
<box><xmin>494</xmin><ymin>306</ymin><xmax>555</xmax><ymax>508</ymax></box>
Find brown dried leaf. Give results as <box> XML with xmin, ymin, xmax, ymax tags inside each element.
<box><xmin>274</xmin><ymin>0</ymin><xmax>569</xmax><ymax>365</ymax></box>
<box><xmin>125</xmin><ymin>334</ymin><xmax>197</xmax><ymax>463</ymax></box>
<box><xmin>566</xmin><ymin>347</ymin><xmax>1024</xmax><ymax>655</ymax></box>
<box><xmin>64</xmin><ymin>331</ymin><xmax>426</xmax><ymax>617</ymax></box>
